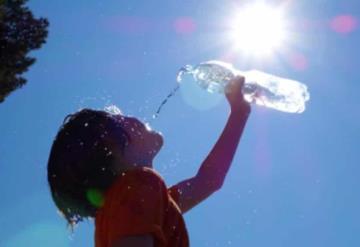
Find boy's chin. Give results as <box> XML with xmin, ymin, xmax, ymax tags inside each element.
<box><xmin>153</xmin><ymin>133</ymin><xmax>164</xmax><ymax>149</ymax></box>
<box><xmin>147</xmin><ymin>146</ymin><xmax>161</xmax><ymax>161</ymax></box>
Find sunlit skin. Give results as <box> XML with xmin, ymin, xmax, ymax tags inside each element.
<box><xmin>110</xmin><ymin>115</ymin><xmax>163</xmax><ymax>171</ymax></box>
<box><xmin>110</xmin><ymin>76</ymin><xmax>251</xmax><ymax>247</ymax></box>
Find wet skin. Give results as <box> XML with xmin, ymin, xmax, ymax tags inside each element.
<box><xmin>111</xmin><ymin>115</ymin><xmax>164</xmax><ymax>171</ymax></box>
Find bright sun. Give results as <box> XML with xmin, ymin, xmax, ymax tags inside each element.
<box><xmin>228</xmin><ymin>3</ymin><xmax>288</xmax><ymax>56</ymax></box>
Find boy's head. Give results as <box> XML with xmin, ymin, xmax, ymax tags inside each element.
<box><xmin>47</xmin><ymin>108</ymin><xmax>163</xmax><ymax>226</ymax></box>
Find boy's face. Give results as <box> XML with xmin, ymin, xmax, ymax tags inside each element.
<box><xmin>112</xmin><ymin>114</ymin><xmax>163</xmax><ymax>169</ymax></box>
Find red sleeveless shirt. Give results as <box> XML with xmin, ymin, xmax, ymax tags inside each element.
<box><xmin>95</xmin><ymin>167</ymin><xmax>189</xmax><ymax>247</ymax></box>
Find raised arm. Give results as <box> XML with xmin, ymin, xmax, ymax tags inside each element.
<box><xmin>171</xmin><ymin>76</ymin><xmax>251</xmax><ymax>214</ymax></box>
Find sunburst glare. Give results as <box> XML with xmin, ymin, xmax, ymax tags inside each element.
<box><xmin>226</xmin><ymin>2</ymin><xmax>289</xmax><ymax>56</ymax></box>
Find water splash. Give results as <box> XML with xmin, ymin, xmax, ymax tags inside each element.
<box><xmin>152</xmin><ymin>65</ymin><xmax>194</xmax><ymax>120</ymax></box>
<box><xmin>176</xmin><ymin>65</ymin><xmax>194</xmax><ymax>83</ymax></box>
<box><xmin>104</xmin><ymin>105</ymin><xmax>122</xmax><ymax>115</ymax></box>
<box><xmin>152</xmin><ymin>84</ymin><xmax>180</xmax><ymax>119</ymax></box>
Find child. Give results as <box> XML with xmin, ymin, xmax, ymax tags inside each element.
<box><xmin>47</xmin><ymin>76</ymin><xmax>251</xmax><ymax>247</ymax></box>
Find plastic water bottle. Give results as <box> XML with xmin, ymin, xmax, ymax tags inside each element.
<box><xmin>176</xmin><ymin>60</ymin><xmax>310</xmax><ymax>113</ymax></box>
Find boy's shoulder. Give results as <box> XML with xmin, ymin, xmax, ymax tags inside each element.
<box><xmin>107</xmin><ymin>167</ymin><xmax>167</xmax><ymax>196</ymax></box>
<box><xmin>124</xmin><ymin>167</ymin><xmax>165</xmax><ymax>184</ymax></box>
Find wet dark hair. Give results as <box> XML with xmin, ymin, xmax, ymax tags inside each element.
<box><xmin>47</xmin><ymin>108</ymin><xmax>129</xmax><ymax>227</ymax></box>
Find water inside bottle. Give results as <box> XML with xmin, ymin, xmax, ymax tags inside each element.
<box><xmin>190</xmin><ymin>61</ymin><xmax>236</xmax><ymax>93</ymax></box>
<box><xmin>154</xmin><ymin>61</ymin><xmax>310</xmax><ymax>116</ymax></box>
<box><xmin>242</xmin><ymin>70</ymin><xmax>310</xmax><ymax>113</ymax></box>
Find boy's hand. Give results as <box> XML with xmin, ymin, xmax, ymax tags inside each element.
<box><xmin>225</xmin><ymin>76</ymin><xmax>251</xmax><ymax>113</ymax></box>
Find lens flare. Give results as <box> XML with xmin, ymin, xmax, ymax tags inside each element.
<box><xmin>330</xmin><ymin>15</ymin><xmax>358</xmax><ymax>34</ymax></box>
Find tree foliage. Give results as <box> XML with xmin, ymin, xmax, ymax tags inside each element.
<box><xmin>0</xmin><ymin>0</ymin><xmax>48</xmax><ymax>103</ymax></box>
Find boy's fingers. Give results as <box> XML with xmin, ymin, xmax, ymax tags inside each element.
<box><xmin>226</xmin><ymin>75</ymin><xmax>245</xmax><ymax>94</ymax></box>
<box><xmin>231</xmin><ymin>75</ymin><xmax>245</xmax><ymax>84</ymax></box>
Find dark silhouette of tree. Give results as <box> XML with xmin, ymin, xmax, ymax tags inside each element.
<box><xmin>0</xmin><ymin>0</ymin><xmax>48</xmax><ymax>103</ymax></box>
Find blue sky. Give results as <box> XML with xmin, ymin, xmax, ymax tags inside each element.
<box><xmin>0</xmin><ymin>0</ymin><xmax>360</xmax><ymax>246</ymax></box>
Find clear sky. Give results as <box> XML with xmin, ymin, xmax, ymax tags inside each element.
<box><xmin>0</xmin><ymin>0</ymin><xmax>360</xmax><ymax>246</ymax></box>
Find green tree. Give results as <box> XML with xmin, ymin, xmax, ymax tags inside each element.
<box><xmin>0</xmin><ymin>0</ymin><xmax>48</xmax><ymax>103</ymax></box>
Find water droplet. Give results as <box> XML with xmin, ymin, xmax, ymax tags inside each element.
<box><xmin>145</xmin><ymin>122</ymin><xmax>152</xmax><ymax>131</ymax></box>
<box><xmin>104</xmin><ymin>105</ymin><xmax>122</xmax><ymax>115</ymax></box>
